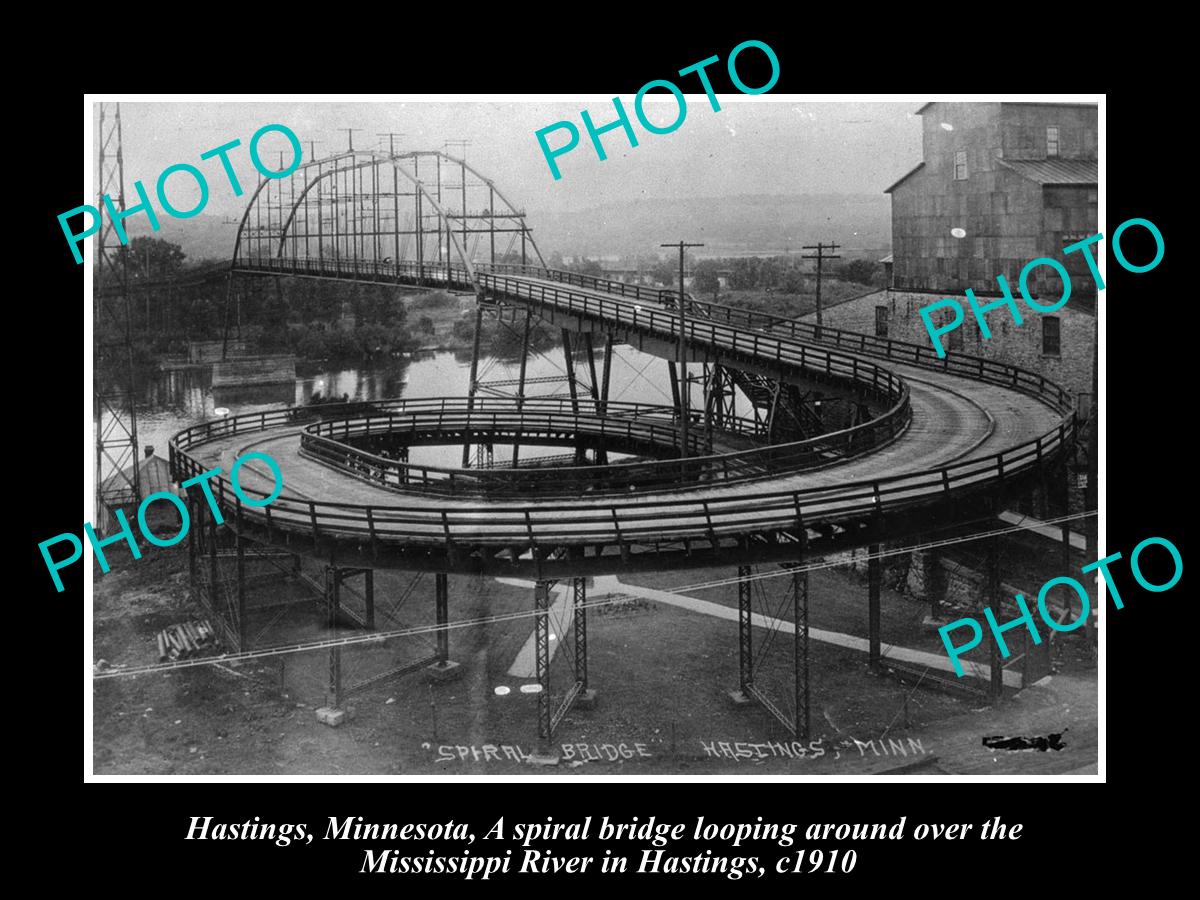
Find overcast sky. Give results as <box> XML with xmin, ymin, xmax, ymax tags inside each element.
<box><xmin>98</xmin><ymin>100</ymin><xmax>924</xmax><ymax>221</ymax></box>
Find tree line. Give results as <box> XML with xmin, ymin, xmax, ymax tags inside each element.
<box><xmin>554</xmin><ymin>251</ymin><xmax>885</xmax><ymax>295</ymax></box>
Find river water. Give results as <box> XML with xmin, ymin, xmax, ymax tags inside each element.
<box><xmin>108</xmin><ymin>346</ymin><xmax>717</xmax><ymax>478</ymax></box>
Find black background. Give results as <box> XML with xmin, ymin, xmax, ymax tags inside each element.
<box><xmin>23</xmin><ymin>26</ymin><xmax>1179</xmax><ymax>890</ymax></box>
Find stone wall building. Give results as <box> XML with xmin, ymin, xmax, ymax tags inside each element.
<box><xmin>812</xmin><ymin>100</ymin><xmax>1099</xmax><ymax>416</ymax></box>
<box><xmin>885</xmin><ymin>101</ymin><xmax>1098</xmax><ymax>301</ymax></box>
<box><xmin>802</xmin><ymin>102</ymin><xmax>1098</xmax><ymax>648</ymax></box>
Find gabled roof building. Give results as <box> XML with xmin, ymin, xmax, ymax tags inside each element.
<box><xmin>885</xmin><ymin>102</ymin><xmax>1098</xmax><ymax>300</ymax></box>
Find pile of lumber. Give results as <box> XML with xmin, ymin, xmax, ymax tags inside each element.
<box><xmin>157</xmin><ymin>620</ymin><xmax>220</xmax><ymax>661</ymax></box>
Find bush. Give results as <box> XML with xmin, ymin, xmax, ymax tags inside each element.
<box><xmin>407</xmin><ymin>291</ymin><xmax>456</xmax><ymax>310</ymax></box>
<box><xmin>781</xmin><ymin>268</ymin><xmax>806</xmax><ymax>294</ymax></box>
<box><xmin>452</xmin><ymin>315</ymin><xmax>476</xmax><ymax>344</ymax></box>
<box><xmin>451</xmin><ymin>311</ymin><xmax>556</xmax><ymax>357</ymax></box>
<box><xmin>838</xmin><ymin>259</ymin><xmax>882</xmax><ymax>286</ymax></box>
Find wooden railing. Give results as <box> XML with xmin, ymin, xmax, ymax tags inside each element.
<box><xmin>184</xmin><ymin>259</ymin><xmax>1076</xmax><ymax>552</ymax></box>
<box><xmin>294</xmin><ymin>396</ymin><xmax>912</xmax><ymax>497</ymax></box>
<box><xmin>170</xmin><ymin>412</ymin><xmax>1073</xmax><ymax>550</ymax></box>
<box><xmin>239</xmin><ymin>255</ymin><xmax>1071</xmax><ymax>416</ymax></box>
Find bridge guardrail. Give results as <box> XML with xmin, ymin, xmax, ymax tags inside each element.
<box><xmin>236</xmin><ymin>255</ymin><xmax>1070</xmax><ymax>417</ymax></box>
<box><xmin>294</xmin><ymin>396</ymin><xmax>912</xmax><ymax>497</ymax></box>
<box><xmin>171</xmin><ymin>410</ymin><xmax>1072</xmax><ymax>550</ymax></box>
<box><xmin>243</xmin><ymin>257</ymin><xmax>907</xmax><ymax>407</ymax></box>
<box><xmin>474</xmin><ymin>261</ymin><xmax>1074</xmax><ymax>415</ymax></box>
<box><xmin>238</xmin><ymin>257</ymin><xmax>915</xmax><ymax>493</ymax></box>
<box><xmin>195</xmin><ymin>258</ymin><xmax>1076</xmax><ymax>552</ymax></box>
<box><xmin>300</xmin><ymin>398</ymin><xmax>708</xmax><ymax>494</ymax></box>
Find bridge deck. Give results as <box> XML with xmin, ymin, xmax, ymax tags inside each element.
<box><xmin>179</xmin><ymin>267</ymin><xmax>1070</xmax><ymax>564</ymax></box>
<box><xmin>193</xmin><ymin>363</ymin><xmax>1053</xmax><ymax>524</ymax></box>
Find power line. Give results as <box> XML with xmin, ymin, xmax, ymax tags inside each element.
<box><xmin>91</xmin><ymin>510</ymin><xmax>1096</xmax><ymax>682</ymax></box>
<box><xmin>94</xmin><ymin>597</ymin><xmax>621</xmax><ymax>680</ymax></box>
<box><xmin>377</xmin><ymin>132</ymin><xmax>406</xmax><ymax>156</ymax></box>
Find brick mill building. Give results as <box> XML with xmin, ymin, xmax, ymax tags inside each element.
<box><xmin>815</xmin><ymin>100</ymin><xmax>1098</xmax><ymax>417</ymax></box>
<box><xmin>807</xmin><ymin>100</ymin><xmax>1099</xmax><ymax>636</ymax></box>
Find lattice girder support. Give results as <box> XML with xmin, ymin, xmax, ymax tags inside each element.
<box><xmin>704</xmin><ymin>363</ymin><xmax>738</xmax><ymax>439</ymax></box>
<box><xmin>534</xmin><ymin>580</ymin><xmax>552</xmax><ymax>742</ymax></box>
<box><xmin>794</xmin><ymin>566</ymin><xmax>810</xmax><ymax>741</ymax></box>
<box><xmin>868</xmin><ymin>543</ymin><xmax>881</xmax><ymax>671</ymax></box>
<box><xmin>738</xmin><ymin>564</ymin><xmax>753</xmax><ymax>692</ymax></box>
<box><xmin>573</xmin><ymin>576</ymin><xmax>589</xmax><ymax>691</ymax></box>
<box><xmin>94</xmin><ymin>101</ymin><xmax>141</xmax><ymax>534</ymax></box>
<box><xmin>531</xmin><ymin>575</ymin><xmax>592</xmax><ymax>749</ymax></box>
<box><xmin>732</xmin><ymin>561</ymin><xmax>811</xmax><ymax>740</ymax></box>
<box><xmin>324</xmin><ymin>564</ymin><xmax>344</xmax><ymax>710</ymax></box>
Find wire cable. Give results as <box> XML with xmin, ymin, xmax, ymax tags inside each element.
<box><xmin>92</xmin><ymin>510</ymin><xmax>1096</xmax><ymax>681</ymax></box>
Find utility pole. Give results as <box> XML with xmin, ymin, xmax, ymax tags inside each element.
<box><xmin>306</xmin><ymin>139</ymin><xmax>323</xmax><ymax>161</ymax></box>
<box><xmin>802</xmin><ymin>241</ymin><xmax>841</xmax><ymax>340</ymax></box>
<box><xmin>661</xmin><ymin>240</ymin><xmax>703</xmax><ymax>460</ymax></box>
<box><xmin>340</xmin><ymin>128</ymin><xmax>362</xmax><ymax>152</ymax></box>
<box><xmin>443</xmin><ymin>139</ymin><xmax>472</xmax><ymax>158</ymax></box>
<box><xmin>377</xmin><ymin>132</ymin><xmax>406</xmax><ymax>156</ymax></box>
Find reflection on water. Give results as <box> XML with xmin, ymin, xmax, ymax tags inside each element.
<box><xmin>213</xmin><ymin>382</ymin><xmax>294</xmax><ymax>409</ymax></box>
<box><xmin>101</xmin><ymin>347</ymin><xmax>711</xmax><ymax>480</ymax></box>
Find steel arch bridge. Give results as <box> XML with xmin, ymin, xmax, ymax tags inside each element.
<box><xmin>175</xmin><ymin>150</ymin><xmax>1078</xmax><ymax>746</ymax></box>
<box><xmin>229</xmin><ymin>148</ymin><xmax>545</xmax><ymax>289</ymax></box>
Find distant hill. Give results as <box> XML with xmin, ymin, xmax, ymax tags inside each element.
<box><xmin>126</xmin><ymin>193</ymin><xmax>892</xmax><ymax>265</ymax></box>
<box><xmin>528</xmin><ymin>194</ymin><xmax>892</xmax><ymax>259</ymax></box>
<box><xmin>126</xmin><ymin>215</ymin><xmax>234</xmax><ymax>265</ymax></box>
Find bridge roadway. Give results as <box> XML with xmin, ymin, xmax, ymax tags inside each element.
<box><xmin>174</xmin><ymin>268</ymin><xmax>1073</xmax><ymax>575</ymax></box>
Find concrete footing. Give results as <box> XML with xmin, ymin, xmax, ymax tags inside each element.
<box><xmin>727</xmin><ymin>689</ymin><xmax>753</xmax><ymax>707</ymax></box>
<box><xmin>315</xmin><ymin>707</ymin><xmax>352</xmax><ymax>727</ymax></box>
<box><xmin>574</xmin><ymin>689</ymin><xmax>598</xmax><ymax>710</ymax></box>
<box><xmin>427</xmin><ymin>660</ymin><xmax>463</xmax><ymax>682</ymax></box>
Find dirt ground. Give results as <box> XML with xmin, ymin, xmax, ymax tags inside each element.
<box><xmin>91</xmin><ymin>538</ymin><xmax>1098</xmax><ymax>776</ymax></box>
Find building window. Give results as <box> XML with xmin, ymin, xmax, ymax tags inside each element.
<box><xmin>875</xmin><ymin>305</ymin><xmax>888</xmax><ymax>337</ymax></box>
<box><xmin>953</xmin><ymin>150</ymin><xmax>968</xmax><ymax>180</ymax></box>
<box><xmin>1047</xmin><ymin>126</ymin><xmax>1060</xmax><ymax>157</ymax></box>
<box><xmin>1042</xmin><ymin>316</ymin><xmax>1061</xmax><ymax>356</ymax></box>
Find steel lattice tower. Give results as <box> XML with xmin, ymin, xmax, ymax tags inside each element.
<box><xmin>94</xmin><ymin>102</ymin><xmax>141</xmax><ymax>533</ymax></box>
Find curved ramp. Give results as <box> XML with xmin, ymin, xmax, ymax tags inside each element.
<box><xmin>173</xmin><ymin>265</ymin><xmax>1073</xmax><ymax>576</ymax></box>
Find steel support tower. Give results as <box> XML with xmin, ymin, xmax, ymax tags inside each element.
<box><xmin>94</xmin><ymin>102</ymin><xmax>141</xmax><ymax>533</ymax></box>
